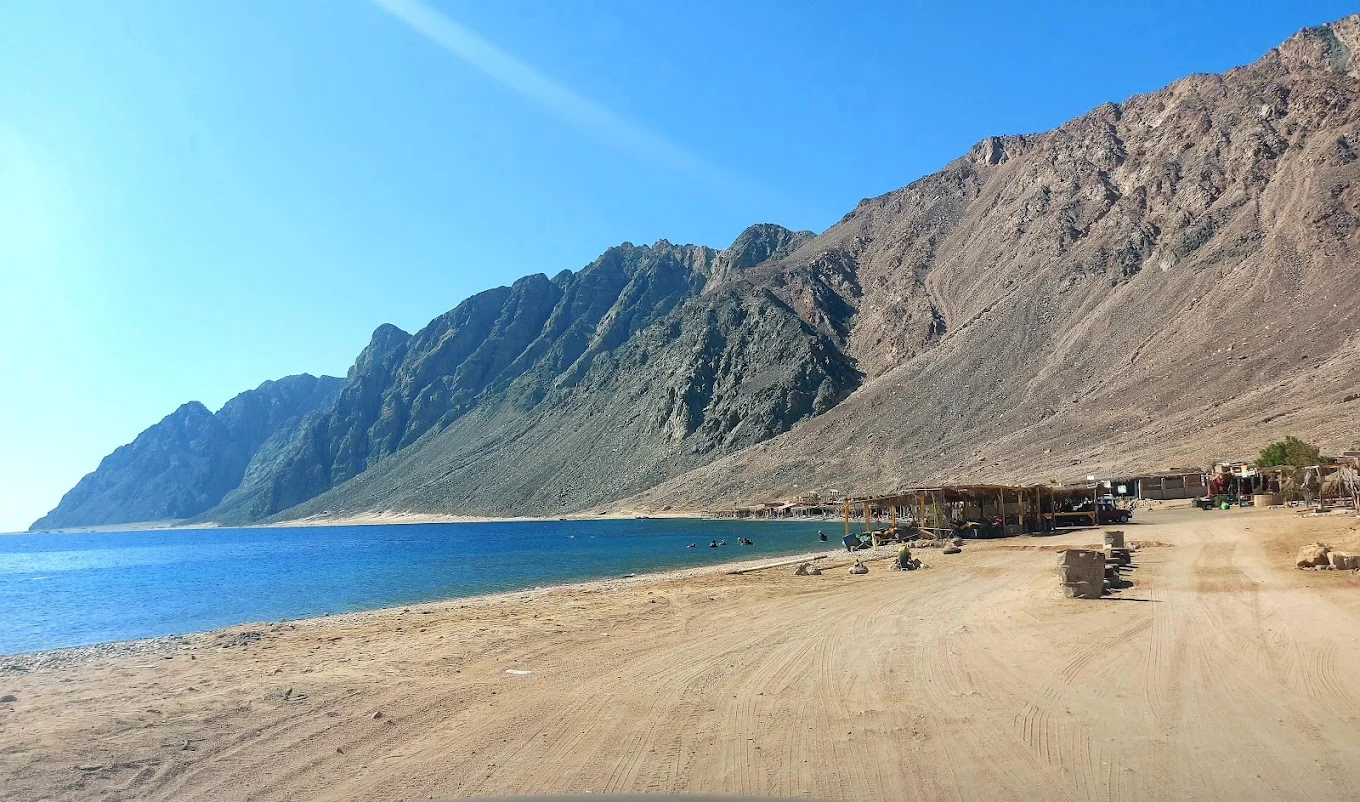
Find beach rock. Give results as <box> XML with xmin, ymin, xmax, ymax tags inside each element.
<box><xmin>1296</xmin><ymin>542</ymin><xmax>1332</xmax><ymax>568</ymax></box>
<box><xmin>371</xmin><ymin>711</ymin><xmax>384</xmax><ymax>720</ymax></box>
<box><xmin>0</xmin><ymin>694</ymin><xmax>15</xmax><ymax>703</ymax></box>
<box><xmin>943</xmin><ymin>546</ymin><xmax>962</xmax><ymax>555</ymax></box>
<box><xmin>849</xmin><ymin>560</ymin><xmax>869</xmax><ymax>575</ymax></box>
<box><xmin>1329</xmin><ymin>551</ymin><xmax>1358</xmax><ymax>570</ymax></box>
<box><xmin>794</xmin><ymin>563</ymin><xmax>822</xmax><ymax>576</ymax></box>
<box><xmin>218</xmin><ymin>631</ymin><xmax>263</xmax><ymax>648</ymax></box>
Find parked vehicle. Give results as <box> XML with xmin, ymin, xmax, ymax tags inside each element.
<box><xmin>1195</xmin><ymin>493</ymin><xmax>1240</xmax><ymax>510</ymax></box>
<box><xmin>1097</xmin><ymin>504</ymin><xmax>1133</xmax><ymax>524</ymax></box>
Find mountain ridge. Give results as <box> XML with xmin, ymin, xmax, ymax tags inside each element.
<box><xmin>32</xmin><ymin>15</ymin><xmax>1360</xmax><ymax>529</ymax></box>
<box><xmin>31</xmin><ymin>374</ymin><xmax>343</xmax><ymax>530</ymax></box>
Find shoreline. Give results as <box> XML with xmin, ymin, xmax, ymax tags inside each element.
<box><xmin>0</xmin><ymin>543</ymin><xmax>869</xmax><ymax>666</ymax></box>
<box><xmin>15</xmin><ymin>507</ymin><xmax>834</xmax><ymax>535</ymax></box>
<box><xmin>7</xmin><ymin>507</ymin><xmax>1360</xmax><ymax>801</ymax></box>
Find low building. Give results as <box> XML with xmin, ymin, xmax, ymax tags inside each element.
<box><xmin>1131</xmin><ymin>470</ymin><xmax>1206</xmax><ymax>500</ymax></box>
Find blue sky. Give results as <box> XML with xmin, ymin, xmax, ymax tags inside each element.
<box><xmin>0</xmin><ymin>0</ymin><xmax>1353</xmax><ymax>531</ymax></box>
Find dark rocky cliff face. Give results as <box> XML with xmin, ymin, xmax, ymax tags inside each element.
<box><xmin>31</xmin><ymin>374</ymin><xmax>342</xmax><ymax>530</ymax></box>
<box><xmin>204</xmin><ymin>227</ymin><xmax>856</xmax><ymax>522</ymax></box>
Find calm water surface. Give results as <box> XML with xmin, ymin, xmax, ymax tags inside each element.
<box><xmin>0</xmin><ymin>518</ymin><xmax>834</xmax><ymax>654</ymax></box>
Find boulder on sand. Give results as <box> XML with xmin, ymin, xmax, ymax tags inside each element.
<box><xmin>794</xmin><ymin>562</ymin><xmax>823</xmax><ymax>576</ymax></box>
<box><xmin>848</xmin><ymin>559</ymin><xmax>869</xmax><ymax>575</ymax></box>
<box><xmin>1329</xmin><ymin>551</ymin><xmax>1358</xmax><ymax>570</ymax></box>
<box><xmin>1296</xmin><ymin>542</ymin><xmax>1332</xmax><ymax>568</ymax></box>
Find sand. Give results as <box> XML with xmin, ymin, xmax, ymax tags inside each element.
<box><xmin>2</xmin><ymin>506</ymin><xmax>1359</xmax><ymax>801</ymax></box>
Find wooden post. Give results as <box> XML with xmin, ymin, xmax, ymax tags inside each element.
<box><xmin>843</xmin><ymin>501</ymin><xmax>850</xmax><ymax>538</ymax></box>
<box><xmin>1048</xmin><ymin>484</ymin><xmax>1055</xmax><ymax>530</ymax></box>
<box><xmin>1018</xmin><ymin>487</ymin><xmax>1025</xmax><ymax>532</ymax></box>
<box><xmin>996</xmin><ymin>487</ymin><xmax>1004</xmax><ymax>533</ymax></box>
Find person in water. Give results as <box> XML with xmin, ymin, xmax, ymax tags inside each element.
<box><xmin>709</xmin><ymin>540</ymin><xmax>719</xmax><ymax>548</ymax></box>
<box><xmin>818</xmin><ymin>531</ymin><xmax>828</xmax><ymax>542</ymax></box>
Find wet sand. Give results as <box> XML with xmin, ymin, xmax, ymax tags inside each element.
<box><xmin>2</xmin><ymin>506</ymin><xmax>1359</xmax><ymax>801</ymax></box>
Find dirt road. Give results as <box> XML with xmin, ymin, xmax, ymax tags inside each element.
<box><xmin>3</xmin><ymin>507</ymin><xmax>1359</xmax><ymax>801</ymax></box>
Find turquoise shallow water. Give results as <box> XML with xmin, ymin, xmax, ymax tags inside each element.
<box><xmin>0</xmin><ymin>518</ymin><xmax>834</xmax><ymax>654</ymax></box>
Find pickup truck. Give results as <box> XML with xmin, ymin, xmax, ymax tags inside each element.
<box><xmin>1054</xmin><ymin>504</ymin><xmax>1132</xmax><ymax>526</ymax></box>
<box><xmin>1097</xmin><ymin>505</ymin><xmax>1133</xmax><ymax>524</ymax></box>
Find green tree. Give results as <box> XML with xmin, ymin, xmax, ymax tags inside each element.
<box><xmin>1257</xmin><ymin>436</ymin><xmax>1321</xmax><ymax>468</ymax></box>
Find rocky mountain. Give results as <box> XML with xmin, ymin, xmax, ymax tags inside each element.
<box><xmin>31</xmin><ymin>375</ymin><xmax>342</xmax><ymax>530</ymax></box>
<box><xmin>617</xmin><ymin>15</ymin><xmax>1360</xmax><ymax>510</ymax></box>
<box><xmin>35</xmin><ymin>16</ymin><xmax>1360</xmax><ymax>527</ymax></box>
<box><xmin>200</xmin><ymin>224</ymin><xmax>852</xmax><ymax>522</ymax></box>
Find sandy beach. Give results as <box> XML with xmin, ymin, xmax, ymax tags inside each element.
<box><xmin>2</xmin><ymin>505</ymin><xmax>1359</xmax><ymax>801</ymax></box>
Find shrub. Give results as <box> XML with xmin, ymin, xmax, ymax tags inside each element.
<box><xmin>1257</xmin><ymin>436</ymin><xmax>1320</xmax><ymax>468</ymax></box>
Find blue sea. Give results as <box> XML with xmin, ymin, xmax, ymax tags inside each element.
<box><xmin>0</xmin><ymin>518</ymin><xmax>834</xmax><ymax>654</ymax></box>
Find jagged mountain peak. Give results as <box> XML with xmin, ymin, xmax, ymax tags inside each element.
<box><xmin>31</xmin><ymin>374</ymin><xmax>342</xmax><ymax>530</ymax></box>
<box><xmin>173</xmin><ymin>400</ymin><xmax>213</xmax><ymax>419</ymax></box>
<box><xmin>1274</xmin><ymin>14</ymin><xmax>1360</xmax><ymax>77</ymax></box>
<box><xmin>723</xmin><ymin>223</ymin><xmax>816</xmax><ymax>269</ymax></box>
